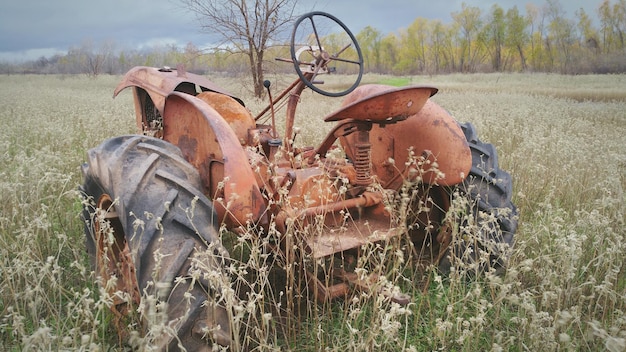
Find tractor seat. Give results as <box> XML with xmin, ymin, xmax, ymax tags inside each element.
<box><xmin>196</xmin><ymin>91</ymin><xmax>255</xmax><ymax>145</ymax></box>
<box><xmin>323</xmin><ymin>84</ymin><xmax>438</xmax><ymax>123</ymax></box>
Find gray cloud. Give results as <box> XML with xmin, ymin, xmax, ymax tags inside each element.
<box><xmin>0</xmin><ymin>0</ymin><xmax>601</xmax><ymax>61</ymax></box>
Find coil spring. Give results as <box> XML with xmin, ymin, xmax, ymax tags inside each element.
<box><xmin>354</xmin><ymin>142</ymin><xmax>372</xmax><ymax>186</ymax></box>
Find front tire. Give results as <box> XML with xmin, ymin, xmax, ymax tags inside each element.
<box><xmin>80</xmin><ymin>135</ymin><xmax>231</xmax><ymax>350</ymax></box>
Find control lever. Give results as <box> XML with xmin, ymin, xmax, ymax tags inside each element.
<box><xmin>264</xmin><ymin>80</ymin><xmax>278</xmax><ymax>138</ymax></box>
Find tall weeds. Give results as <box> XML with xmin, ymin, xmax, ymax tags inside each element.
<box><xmin>0</xmin><ymin>73</ymin><xmax>624</xmax><ymax>351</ymax></box>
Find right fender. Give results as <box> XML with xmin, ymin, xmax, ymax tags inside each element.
<box><xmin>340</xmin><ymin>85</ymin><xmax>471</xmax><ymax>189</ymax></box>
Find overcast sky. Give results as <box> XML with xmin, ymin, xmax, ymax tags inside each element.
<box><xmin>0</xmin><ymin>0</ymin><xmax>602</xmax><ymax>62</ymax></box>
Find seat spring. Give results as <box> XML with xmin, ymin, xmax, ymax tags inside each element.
<box><xmin>354</xmin><ymin>142</ymin><xmax>372</xmax><ymax>186</ymax></box>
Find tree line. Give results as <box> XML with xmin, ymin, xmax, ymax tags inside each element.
<box><xmin>2</xmin><ymin>0</ymin><xmax>625</xmax><ymax>76</ymax></box>
<box><xmin>358</xmin><ymin>0</ymin><xmax>626</xmax><ymax>75</ymax></box>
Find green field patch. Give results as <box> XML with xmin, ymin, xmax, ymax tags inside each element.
<box><xmin>375</xmin><ymin>76</ymin><xmax>412</xmax><ymax>86</ymax></box>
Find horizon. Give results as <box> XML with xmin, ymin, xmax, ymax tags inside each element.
<box><xmin>0</xmin><ymin>0</ymin><xmax>603</xmax><ymax>63</ymax></box>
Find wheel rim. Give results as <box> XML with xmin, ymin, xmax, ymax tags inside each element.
<box><xmin>95</xmin><ymin>194</ymin><xmax>141</xmax><ymax>317</ymax></box>
<box><xmin>407</xmin><ymin>186</ymin><xmax>452</xmax><ymax>262</ymax></box>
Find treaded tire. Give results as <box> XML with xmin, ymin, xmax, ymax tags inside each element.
<box><xmin>439</xmin><ymin>122</ymin><xmax>518</xmax><ymax>274</ymax></box>
<box><xmin>80</xmin><ymin>135</ymin><xmax>231</xmax><ymax>350</ymax></box>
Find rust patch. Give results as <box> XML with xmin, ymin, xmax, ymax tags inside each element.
<box><xmin>176</xmin><ymin>134</ymin><xmax>198</xmax><ymax>163</ymax></box>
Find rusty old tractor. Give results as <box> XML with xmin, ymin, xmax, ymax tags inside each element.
<box><xmin>81</xmin><ymin>11</ymin><xmax>517</xmax><ymax>350</ymax></box>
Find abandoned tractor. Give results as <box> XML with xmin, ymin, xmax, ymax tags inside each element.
<box><xmin>81</xmin><ymin>11</ymin><xmax>517</xmax><ymax>350</ymax></box>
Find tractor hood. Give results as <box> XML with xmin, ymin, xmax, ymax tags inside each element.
<box><xmin>113</xmin><ymin>66</ymin><xmax>244</xmax><ymax>113</ymax></box>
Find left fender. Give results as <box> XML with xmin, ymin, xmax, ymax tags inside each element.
<box><xmin>162</xmin><ymin>92</ymin><xmax>265</xmax><ymax>226</ymax></box>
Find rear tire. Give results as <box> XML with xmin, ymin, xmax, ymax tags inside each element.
<box><xmin>80</xmin><ymin>135</ymin><xmax>231</xmax><ymax>350</ymax></box>
<box><xmin>439</xmin><ymin>122</ymin><xmax>518</xmax><ymax>274</ymax></box>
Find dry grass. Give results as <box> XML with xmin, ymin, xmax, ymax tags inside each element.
<box><xmin>0</xmin><ymin>72</ymin><xmax>624</xmax><ymax>351</ymax></box>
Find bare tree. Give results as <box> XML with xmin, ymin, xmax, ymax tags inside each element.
<box><xmin>452</xmin><ymin>3</ymin><xmax>483</xmax><ymax>72</ymax></box>
<box><xmin>546</xmin><ymin>0</ymin><xmax>576</xmax><ymax>73</ymax></box>
<box><xmin>181</xmin><ymin>0</ymin><xmax>299</xmax><ymax>97</ymax></box>
<box><xmin>357</xmin><ymin>26</ymin><xmax>383</xmax><ymax>73</ymax></box>
<box><xmin>505</xmin><ymin>6</ymin><xmax>530</xmax><ymax>71</ymax></box>
<box><xmin>482</xmin><ymin>4</ymin><xmax>506</xmax><ymax>71</ymax></box>
<box><xmin>62</xmin><ymin>39</ymin><xmax>115</xmax><ymax>76</ymax></box>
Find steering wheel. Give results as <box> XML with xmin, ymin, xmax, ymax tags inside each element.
<box><xmin>290</xmin><ymin>12</ymin><xmax>363</xmax><ymax>97</ymax></box>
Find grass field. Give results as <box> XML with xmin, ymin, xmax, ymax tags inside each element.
<box><xmin>0</xmin><ymin>72</ymin><xmax>624</xmax><ymax>351</ymax></box>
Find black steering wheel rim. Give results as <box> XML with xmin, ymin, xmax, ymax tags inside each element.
<box><xmin>290</xmin><ymin>11</ymin><xmax>364</xmax><ymax>97</ymax></box>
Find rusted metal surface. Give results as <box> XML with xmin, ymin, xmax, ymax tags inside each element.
<box><xmin>114</xmin><ymin>66</ymin><xmax>242</xmax><ymax>110</ymax></box>
<box><xmin>94</xmin><ymin>195</ymin><xmax>140</xmax><ymax>318</ymax></box>
<box><xmin>88</xmin><ymin>11</ymin><xmax>517</xmax><ymax>349</ymax></box>
<box><xmin>114</xmin><ymin>66</ymin><xmax>244</xmax><ymax>135</ymax></box>
<box><xmin>162</xmin><ymin>92</ymin><xmax>266</xmax><ymax>226</ymax></box>
<box><xmin>339</xmin><ymin>84</ymin><xmax>471</xmax><ymax>188</ymax></box>
<box><xmin>195</xmin><ymin>91</ymin><xmax>255</xmax><ymax>146</ymax></box>
<box><xmin>324</xmin><ymin>85</ymin><xmax>437</xmax><ymax>122</ymax></box>
<box><xmin>270</xmin><ymin>183</ymin><xmax>397</xmax><ymax>259</ymax></box>
<box><xmin>304</xmin><ymin>201</ymin><xmax>396</xmax><ymax>259</ymax></box>
<box><xmin>283</xmin><ymin>79</ymin><xmax>308</xmax><ymax>151</ymax></box>
<box><xmin>113</xmin><ymin>65</ymin><xmax>470</xmax><ymax>312</ymax></box>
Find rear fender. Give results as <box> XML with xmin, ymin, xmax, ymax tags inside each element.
<box><xmin>340</xmin><ymin>85</ymin><xmax>471</xmax><ymax>188</ymax></box>
<box><xmin>162</xmin><ymin>92</ymin><xmax>266</xmax><ymax>226</ymax></box>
